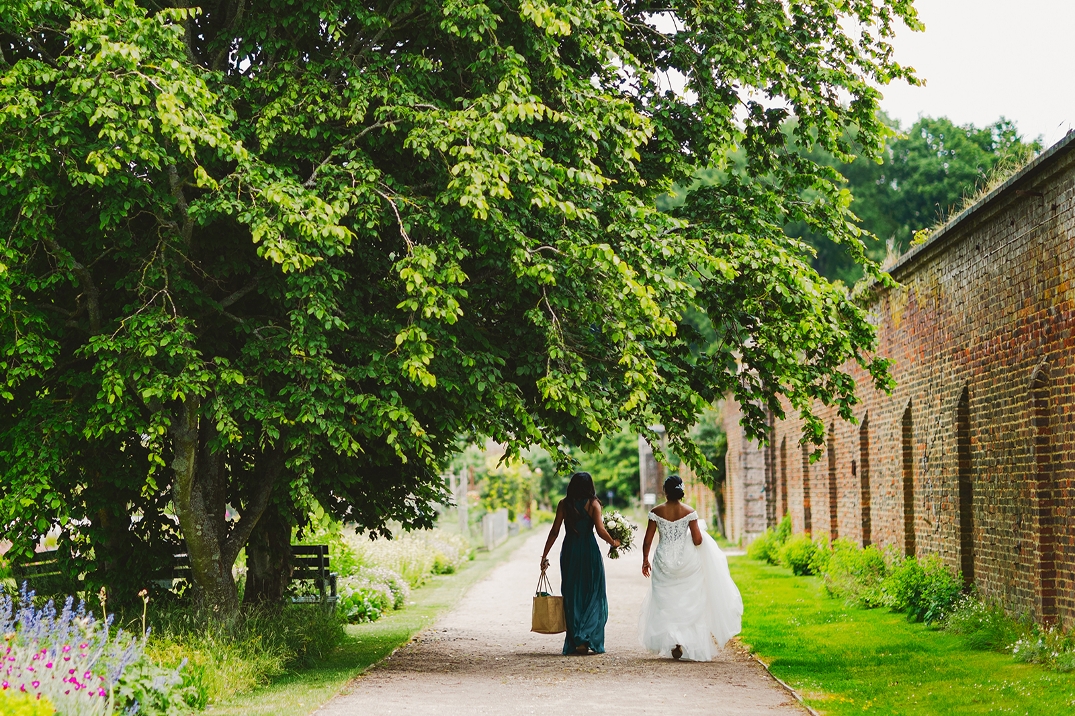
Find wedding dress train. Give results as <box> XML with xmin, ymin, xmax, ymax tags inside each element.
<box><xmin>638</xmin><ymin>511</ymin><xmax>743</xmax><ymax>661</ymax></box>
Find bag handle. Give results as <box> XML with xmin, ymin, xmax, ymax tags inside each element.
<box><xmin>535</xmin><ymin>567</ymin><xmax>554</xmax><ymax>596</ymax></box>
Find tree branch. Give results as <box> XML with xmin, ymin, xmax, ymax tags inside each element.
<box><xmin>168</xmin><ymin>165</ymin><xmax>194</xmax><ymax>247</ymax></box>
<box><xmin>42</xmin><ymin>238</ymin><xmax>102</xmax><ymax>333</ymax></box>
<box><xmin>219</xmin><ymin>278</ymin><xmax>259</xmax><ymax>308</ymax></box>
<box><xmin>304</xmin><ymin>122</ymin><xmax>390</xmax><ymax>187</ymax></box>
<box><xmin>211</xmin><ymin>0</ymin><xmax>246</xmax><ymax>71</ymax></box>
<box><xmin>223</xmin><ymin>447</ymin><xmax>284</xmax><ymax>567</ymax></box>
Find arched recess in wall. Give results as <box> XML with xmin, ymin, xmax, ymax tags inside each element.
<box><xmin>956</xmin><ymin>387</ymin><xmax>975</xmax><ymax>588</ymax></box>
<box><xmin>1030</xmin><ymin>365</ymin><xmax>1058</xmax><ymax>624</ymax></box>
<box><xmin>801</xmin><ymin>442</ymin><xmax>812</xmax><ymax>534</ymax></box>
<box><xmin>780</xmin><ymin>437</ymin><xmax>788</xmax><ymax>519</ymax></box>
<box><xmin>902</xmin><ymin>402</ymin><xmax>916</xmax><ymax>557</ymax></box>
<box><xmin>827</xmin><ymin>422</ymin><xmax>838</xmax><ymax>538</ymax></box>
<box><xmin>859</xmin><ymin>412</ymin><xmax>872</xmax><ymax>547</ymax></box>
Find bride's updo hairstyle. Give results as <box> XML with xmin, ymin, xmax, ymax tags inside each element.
<box><xmin>664</xmin><ymin>475</ymin><xmax>685</xmax><ymax>501</ymax></box>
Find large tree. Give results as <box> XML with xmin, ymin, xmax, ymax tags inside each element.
<box><xmin>799</xmin><ymin>115</ymin><xmax>1042</xmax><ymax>283</ymax></box>
<box><xmin>1</xmin><ymin>0</ymin><xmax>917</xmax><ymax>611</ymax></box>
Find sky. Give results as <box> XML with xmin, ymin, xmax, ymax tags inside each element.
<box><xmin>880</xmin><ymin>0</ymin><xmax>1075</xmax><ymax>148</ymax></box>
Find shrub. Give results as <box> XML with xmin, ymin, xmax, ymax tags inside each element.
<box><xmin>337</xmin><ymin>566</ymin><xmax>410</xmax><ymax>624</ymax></box>
<box><xmin>779</xmin><ymin>534</ymin><xmax>820</xmax><ymax>576</ymax></box>
<box><xmin>945</xmin><ymin>596</ymin><xmax>1022</xmax><ymax>651</ymax></box>
<box><xmin>747</xmin><ymin>515</ymin><xmax>792</xmax><ymax>565</ymax></box>
<box><xmin>882</xmin><ymin>555</ymin><xmax>963</xmax><ymax>623</ymax></box>
<box><xmin>823</xmin><ymin>540</ymin><xmax>891</xmax><ymax>608</ymax></box>
<box><xmin>0</xmin><ymin>692</ymin><xmax>55</xmax><ymax>716</ymax></box>
<box><xmin>746</xmin><ymin>530</ymin><xmax>779</xmax><ymax>564</ymax></box>
<box><xmin>809</xmin><ymin>534</ymin><xmax>832</xmax><ymax>575</ymax></box>
<box><xmin>1011</xmin><ymin>627</ymin><xmax>1075</xmax><ymax>672</ymax></box>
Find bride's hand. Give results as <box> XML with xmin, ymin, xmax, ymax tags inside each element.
<box><xmin>642</xmin><ymin>560</ymin><xmax>651</xmax><ymax>578</ymax></box>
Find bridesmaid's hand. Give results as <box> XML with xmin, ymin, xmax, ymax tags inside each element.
<box><xmin>540</xmin><ymin>556</ymin><xmax>550</xmax><ymax>571</ymax></box>
<box><xmin>642</xmin><ymin>560</ymin><xmax>651</xmax><ymax>578</ymax></box>
<box><xmin>611</xmin><ymin>539</ymin><xmax>621</xmax><ymax>549</ymax></box>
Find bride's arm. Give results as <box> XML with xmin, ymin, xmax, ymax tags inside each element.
<box><xmin>540</xmin><ymin>500</ymin><xmax>565</xmax><ymax>569</ymax></box>
<box><xmin>587</xmin><ymin>500</ymin><xmax>620</xmax><ymax>548</ymax></box>
<box><xmin>641</xmin><ymin>520</ymin><xmax>657</xmax><ymax>577</ymax></box>
<box><xmin>689</xmin><ymin>518</ymin><xmax>703</xmax><ymax>546</ymax></box>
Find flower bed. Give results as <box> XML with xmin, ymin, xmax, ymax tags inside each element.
<box><xmin>1</xmin><ymin>587</ymin><xmax>186</xmax><ymax>716</ymax></box>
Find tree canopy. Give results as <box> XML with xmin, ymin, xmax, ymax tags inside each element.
<box><xmin>800</xmin><ymin>115</ymin><xmax>1042</xmax><ymax>283</ymax></box>
<box><xmin>1</xmin><ymin>0</ymin><xmax>918</xmax><ymax>609</ymax></box>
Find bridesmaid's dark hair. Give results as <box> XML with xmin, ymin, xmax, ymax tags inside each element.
<box><xmin>664</xmin><ymin>474</ymin><xmax>685</xmax><ymax>501</ymax></box>
<box><xmin>564</xmin><ymin>471</ymin><xmax>600</xmax><ymax>533</ymax></box>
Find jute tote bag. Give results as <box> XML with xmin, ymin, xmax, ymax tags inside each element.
<box><xmin>531</xmin><ymin>568</ymin><xmax>566</xmax><ymax>634</ymax></box>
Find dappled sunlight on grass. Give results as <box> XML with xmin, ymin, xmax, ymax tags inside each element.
<box><xmin>731</xmin><ymin>557</ymin><xmax>1075</xmax><ymax>715</ymax></box>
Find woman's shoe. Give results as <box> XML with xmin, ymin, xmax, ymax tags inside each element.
<box><xmin>575</xmin><ymin>644</ymin><xmax>589</xmax><ymax>655</ymax></box>
<box><xmin>671</xmin><ymin>645</ymin><xmax>683</xmax><ymax>660</ymax></box>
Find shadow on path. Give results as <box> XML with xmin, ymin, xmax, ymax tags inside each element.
<box><xmin>317</xmin><ymin>529</ymin><xmax>805</xmax><ymax>715</ymax></box>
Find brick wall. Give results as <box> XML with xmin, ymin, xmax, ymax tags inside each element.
<box><xmin>723</xmin><ymin>398</ymin><xmax>768</xmax><ymax>545</ymax></box>
<box><xmin>723</xmin><ymin>132</ymin><xmax>1075</xmax><ymax>625</ymax></box>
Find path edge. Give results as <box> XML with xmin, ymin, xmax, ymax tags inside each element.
<box><xmin>313</xmin><ymin>529</ymin><xmax>539</xmax><ymax>710</ymax></box>
<box><xmin>748</xmin><ymin>651</ymin><xmax>821</xmax><ymax>716</ymax></box>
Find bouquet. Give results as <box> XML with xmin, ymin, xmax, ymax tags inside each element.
<box><xmin>602</xmin><ymin>510</ymin><xmax>637</xmax><ymax>559</ymax></box>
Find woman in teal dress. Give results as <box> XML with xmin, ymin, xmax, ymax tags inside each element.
<box><xmin>540</xmin><ymin>472</ymin><xmax>621</xmax><ymax>655</ymax></box>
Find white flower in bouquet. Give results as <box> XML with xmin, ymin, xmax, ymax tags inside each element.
<box><xmin>602</xmin><ymin>509</ymin><xmax>637</xmax><ymax>559</ymax></box>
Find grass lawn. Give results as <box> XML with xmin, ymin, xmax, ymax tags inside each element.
<box><xmin>206</xmin><ymin>528</ymin><xmax>535</xmax><ymax>716</ymax></box>
<box><xmin>729</xmin><ymin>556</ymin><xmax>1075</xmax><ymax>715</ymax></box>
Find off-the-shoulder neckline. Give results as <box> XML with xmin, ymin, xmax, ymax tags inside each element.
<box><xmin>648</xmin><ymin>510</ymin><xmax>696</xmax><ymax>524</ymax></box>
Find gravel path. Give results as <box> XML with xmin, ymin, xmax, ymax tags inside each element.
<box><xmin>317</xmin><ymin>529</ymin><xmax>805</xmax><ymax>716</ymax></box>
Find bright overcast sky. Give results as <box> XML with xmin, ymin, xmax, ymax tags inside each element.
<box><xmin>881</xmin><ymin>0</ymin><xmax>1075</xmax><ymax>148</ymax></box>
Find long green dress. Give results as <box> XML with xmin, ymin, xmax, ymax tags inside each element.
<box><xmin>560</xmin><ymin>498</ymin><xmax>608</xmax><ymax>654</ymax></box>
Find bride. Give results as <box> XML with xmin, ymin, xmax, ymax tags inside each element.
<box><xmin>638</xmin><ymin>475</ymin><xmax>743</xmax><ymax>661</ymax></box>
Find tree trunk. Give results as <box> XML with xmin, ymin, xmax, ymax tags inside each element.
<box><xmin>170</xmin><ymin>399</ymin><xmax>282</xmax><ymax>617</ymax></box>
<box><xmin>243</xmin><ymin>502</ymin><xmax>292</xmax><ymax>605</ymax></box>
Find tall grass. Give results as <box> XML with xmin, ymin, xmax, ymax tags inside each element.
<box><xmin>143</xmin><ymin>605</ymin><xmax>345</xmax><ymax>708</ymax></box>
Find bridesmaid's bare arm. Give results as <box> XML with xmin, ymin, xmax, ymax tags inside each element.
<box><xmin>540</xmin><ymin>500</ymin><xmax>565</xmax><ymax>569</ymax></box>
<box><xmin>586</xmin><ymin>500</ymin><xmax>620</xmax><ymax>548</ymax></box>
<box><xmin>641</xmin><ymin>519</ymin><xmax>657</xmax><ymax>577</ymax></box>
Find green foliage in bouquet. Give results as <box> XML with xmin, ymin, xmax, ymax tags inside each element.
<box><xmin>602</xmin><ymin>510</ymin><xmax>637</xmax><ymax>559</ymax></box>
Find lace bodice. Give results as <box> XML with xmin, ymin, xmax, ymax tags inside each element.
<box><xmin>649</xmin><ymin>511</ymin><xmax>698</xmax><ymax>568</ymax></box>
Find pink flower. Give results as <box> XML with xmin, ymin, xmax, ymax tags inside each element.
<box><xmin>45</xmin><ymin>662</ymin><xmax>52</xmax><ymax>669</ymax></box>
<box><xmin>62</xmin><ymin>646</ymin><xmax>71</xmax><ymax>653</ymax></box>
<box><xmin>1</xmin><ymin>680</ymin><xmax>8</xmax><ymax>689</ymax></box>
<box><xmin>31</xmin><ymin>680</ymin><xmax>39</xmax><ymax>688</ymax></box>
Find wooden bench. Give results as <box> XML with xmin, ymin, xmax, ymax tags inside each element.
<box><xmin>168</xmin><ymin>544</ymin><xmax>337</xmax><ymax>606</ymax></box>
<box><xmin>11</xmin><ymin>551</ymin><xmax>77</xmax><ymax>596</ymax></box>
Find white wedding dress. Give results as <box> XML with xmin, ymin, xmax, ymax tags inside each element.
<box><xmin>638</xmin><ymin>511</ymin><xmax>743</xmax><ymax>661</ymax></box>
